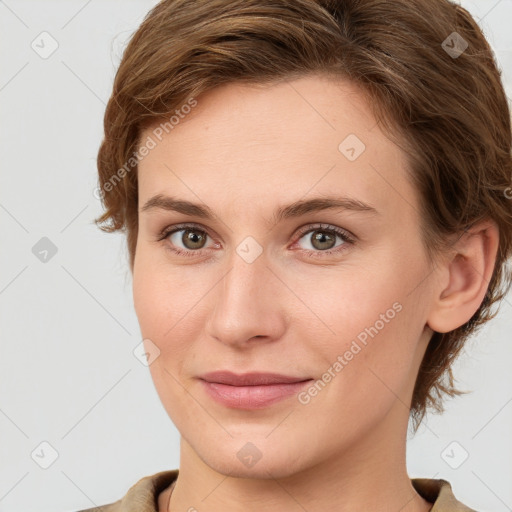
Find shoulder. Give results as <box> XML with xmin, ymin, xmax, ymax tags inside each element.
<box><xmin>72</xmin><ymin>469</ymin><xmax>179</xmax><ymax>512</ymax></box>
<box><xmin>411</xmin><ymin>477</ymin><xmax>478</xmax><ymax>511</ymax></box>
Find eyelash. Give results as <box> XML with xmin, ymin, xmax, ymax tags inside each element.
<box><xmin>156</xmin><ymin>222</ymin><xmax>355</xmax><ymax>259</ymax></box>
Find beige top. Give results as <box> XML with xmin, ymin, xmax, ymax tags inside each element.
<box><xmin>76</xmin><ymin>469</ymin><xmax>477</xmax><ymax>511</ymax></box>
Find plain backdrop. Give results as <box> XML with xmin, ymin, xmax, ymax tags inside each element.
<box><xmin>1</xmin><ymin>1</ymin><xmax>511</xmax><ymax>511</ymax></box>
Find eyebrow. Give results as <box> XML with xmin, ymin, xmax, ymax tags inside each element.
<box><xmin>140</xmin><ymin>194</ymin><xmax>378</xmax><ymax>227</ymax></box>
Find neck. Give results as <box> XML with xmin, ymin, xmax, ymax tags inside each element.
<box><xmin>162</xmin><ymin>403</ymin><xmax>432</xmax><ymax>512</ymax></box>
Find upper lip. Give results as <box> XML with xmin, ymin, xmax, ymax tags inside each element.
<box><xmin>199</xmin><ymin>371</ymin><xmax>312</xmax><ymax>386</ymax></box>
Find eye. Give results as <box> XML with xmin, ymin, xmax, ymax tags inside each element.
<box><xmin>157</xmin><ymin>223</ymin><xmax>215</xmax><ymax>258</ymax></box>
<box><xmin>156</xmin><ymin>222</ymin><xmax>355</xmax><ymax>258</ymax></box>
<box><xmin>293</xmin><ymin>223</ymin><xmax>354</xmax><ymax>257</ymax></box>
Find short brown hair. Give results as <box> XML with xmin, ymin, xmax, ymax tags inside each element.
<box><xmin>95</xmin><ymin>0</ymin><xmax>512</xmax><ymax>431</ymax></box>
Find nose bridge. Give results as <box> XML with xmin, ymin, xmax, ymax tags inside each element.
<box><xmin>219</xmin><ymin>229</ymin><xmax>268</xmax><ymax>300</ymax></box>
<box><xmin>220</xmin><ymin>243</ymin><xmax>269</xmax><ymax>319</ymax></box>
<box><xmin>206</xmin><ymin>242</ymin><xmax>284</xmax><ymax>346</ymax></box>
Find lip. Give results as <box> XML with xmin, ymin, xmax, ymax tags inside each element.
<box><xmin>200</xmin><ymin>371</ymin><xmax>311</xmax><ymax>386</ymax></box>
<box><xmin>198</xmin><ymin>371</ymin><xmax>313</xmax><ymax>409</ymax></box>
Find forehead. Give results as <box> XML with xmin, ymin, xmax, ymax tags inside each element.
<box><xmin>141</xmin><ymin>75</ymin><xmax>378</xmax><ymax>158</ymax></box>
<box><xmin>136</xmin><ymin>75</ymin><xmax>417</xmax><ymax>225</ymax></box>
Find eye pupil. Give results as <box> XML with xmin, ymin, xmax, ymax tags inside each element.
<box><xmin>311</xmin><ymin>230</ymin><xmax>336</xmax><ymax>250</ymax></box>
<box><xmin>184</xmin><ymin>229</ymin><xmax>206</xmax><ymax>249</ymax></box>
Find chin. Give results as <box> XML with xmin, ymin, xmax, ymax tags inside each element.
<box><xmin>194</xmin><ymin>434</ymin><xmax>312</xmax><ymax>480</ymax></box>
<box><xmin>205</xmin><ymin>454</ymin><xmax>302</xmax><ymax>480</ymax></box>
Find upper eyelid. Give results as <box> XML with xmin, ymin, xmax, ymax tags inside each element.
<box><xmin>295</xmin><ymin>223</ymin><xmax>354</xmax><ymax>239</ymax></box>
<box><xmin>161</xmin><ymin>222</ymin><xmax>355</xmax><ymax>245</ymax></box>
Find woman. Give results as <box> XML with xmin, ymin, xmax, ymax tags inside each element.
<box><xmin>84</xmin><ymin>0</ymin><xmax>512</xmax><ymax>510</ymax></box>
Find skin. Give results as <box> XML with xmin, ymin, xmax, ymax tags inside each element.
<box><xmin>131</xmin><ymin>74</ymin><xmax>498</xmax><ymax>511</ymax></box>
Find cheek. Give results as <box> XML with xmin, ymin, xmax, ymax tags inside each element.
<box><xmin>303</xmin><ymin>254</ymin><xmax>430</xmax><ymax>397</ymax></box>
<box><xmin>303</xmin><ymin>261</ymin><xmax>415</xmax><ymax>347</ymax></box>
<box><xmin>132</xmin><ymin>255</ymin><xmax>198</xmax><ymax>420</ymax></box>
<box><xmin>132</xmin><ymin>249</ymin><xmax>207</xmax><ymax>377</ymax></box>
<box><xmin>133</xmin><ymin>245</ymin><xmax>192</xmax><ymax>337</ymax></box>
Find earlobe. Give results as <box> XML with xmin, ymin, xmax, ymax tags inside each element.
<box><xmin>426</xmin><ymin>220</ymin><xmax>499</xmax><ymax>334</ymax></box>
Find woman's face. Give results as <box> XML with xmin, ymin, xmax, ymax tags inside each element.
<box><xmin>133</xmin><ymin>74</ymin><xmax>438</xmax><ymax>478</ymax></box>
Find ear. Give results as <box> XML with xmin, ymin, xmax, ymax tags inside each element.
<box><xmin>426</xmin><ymin>220</ymin><xmax>499</xmax><ymax>334</ymax></box>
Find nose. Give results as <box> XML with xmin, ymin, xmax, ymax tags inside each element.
<box><xmin>204</xmin><ymin>250</ymin><xmax>287</xmax><ymax>349</ymax></box>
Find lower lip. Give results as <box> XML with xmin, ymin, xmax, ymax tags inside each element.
<box><xmin>200</xmin><ymin>379</ymin><xmax>313</xmax><ymax>409</ymax></box>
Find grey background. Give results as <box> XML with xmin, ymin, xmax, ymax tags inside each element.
<box><xmin>0</xmin><ymin>1</ymin><xmax>511</xmax><ymax>511</ymax></box>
